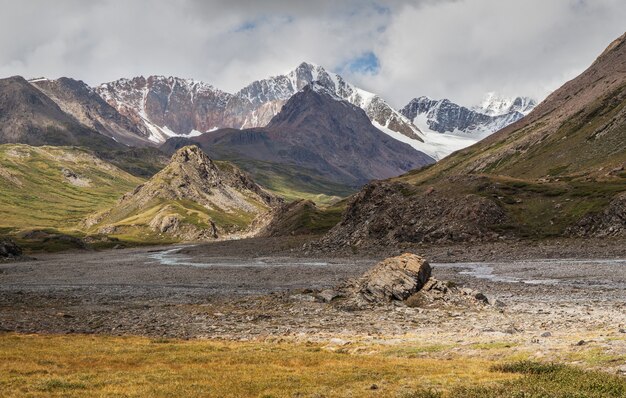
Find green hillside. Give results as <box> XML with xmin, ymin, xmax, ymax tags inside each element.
<box><xmin>0</xmin><ymin>144</ymin><xmax>143</xmax><ymax>232</ymax></box>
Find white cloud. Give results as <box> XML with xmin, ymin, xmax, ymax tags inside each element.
<box><xmin>0</xmin><ymin>0</ymin><xmax>624</xmax><ymax>107</ymax></box>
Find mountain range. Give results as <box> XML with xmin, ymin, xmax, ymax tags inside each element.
<box><xmin>1</xmin><ymin>31</ymin><xmax>624</xmax><ymax>249</ymax></box>
<box><xmin>161</xmin><ymin>84</ymin><xmax>433</xmax><ymax>190</ymax></box>
<box><xmin>324</xmin><ymin>32</ymin><xmax>626</xmax><ymax>247</ymax></box>
<box><xmin>401</xmin><ymin>93</ymin><xmax>535</xmax><ymax>139</ymax></box>
<box><xmin>0</xmin><ymin>61</ymin><xmax>536</xmax><ymax>168</ymax></box>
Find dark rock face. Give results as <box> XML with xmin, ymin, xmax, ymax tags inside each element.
<box><xmin>0</xmin><ymin>76</ymin><xmax>123</xmax><ymax>151</ymax></box>
<box><xmin>569</xmin><ymin>192</ymin><xmax>626</xmax><ymax>237</ymax></box>
<box><xmin>0</xmin><ymin>238</ymin><xmax>22</xmax><ymax>259</ymax></box>
<box><xmin>31</xmin><ymin>78</ymin><xmax>151</xmax><ymax>146</ymax></box>
<box><xmin>166</xmin><ymin>85</ymin><xmax>434</xmax><ymax>188</ymax></box>
<box><xmin>322</xmin><ymin>179</ymin><xmax>507</xmax><ymax>248</ymax></box>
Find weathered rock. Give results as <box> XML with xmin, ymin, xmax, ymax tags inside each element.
<box><xmin>353</xmin><ymin>253</ymin><xmax>431</xmax><ymax>302</ymax></box>
<box><xmin>85</xmin><ymin>145</ymin><xmax>279</xmax><ymax>241</ymax></box>
<box><xmin>0</xmin><ymin>238</ymin><xmax>22</xmax><ymax>259</ymax></box>
<box><xmin>321</xmin><ymin>177</ymin><xmax>508</xmax><ymax>248</ymax></box>
<box><xmin>568</xmin><ymin>192</ymin><xmax>626</xmax><ymax>237</ymax></box>
<box><xmin>316</xmin><ymin>289</ymin><xmax>342</xmax><ymax>303</ymax></box>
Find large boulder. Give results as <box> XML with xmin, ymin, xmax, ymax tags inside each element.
<box><xmin>0</xmin><ymin>238</ymin><xmax>22</xmax><ymax>259</ymax></box>
<box><xmin>354</xmin><ymin>253</ymin><xmax>431</xmax><ymax>302</ymax></box>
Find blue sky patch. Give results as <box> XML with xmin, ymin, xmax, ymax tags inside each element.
<box><xmin>345</xmin><ymin>52</ymin><xmax>380</xmax><ymax>75</ymax></box>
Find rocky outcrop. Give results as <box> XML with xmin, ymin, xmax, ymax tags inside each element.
<box><xmin>351</xmin><ymin>253</ymin><xmax>431</xmax><ymax>302</ymax></box>
<box><xmin>568</xmin><ymin>192</ymin><xmax>626</xmax><ymax>237</ymax></box>
<box><xmin>86</xmin><ymin>145</ymin><xmax>281</xmax><ymax>241</ymax></box>
<box><xmin>0</xmin><ymin>238</ymin><xmax>22</xmax><ymax>259</ymax></box>
<box><xmin>322</xmin><ymin>179</ymin><xmax>507</xmax><ymax>248</ymax></box>
<box><xmin>326</xmin><ymin>253</ymin><xmax>496</xmax><ymax>309</ymax></box>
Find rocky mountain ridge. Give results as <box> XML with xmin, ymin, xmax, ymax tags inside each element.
<box><xmin>401</xmin><ymin>94</ymin><xmax>536</xmax><ymax>139</ymax></box>
<box><xmin>161</xmin><ymin>84</ymin><xmax>434</xmax><ymax>192</ymax></box>
<box><xmin>30</xmin><ymin>77</ymin><xmax>152</xmax><ymax>146</ymax></box>
<box><xmin>96</xmin><ymin>62</ymin><xmax>424</xmax><ymax>145</ymax></box>
<box><xmin>86</xmin><ymin>145</ymin><xmax>281</xmax><ymax>241</ymax></box>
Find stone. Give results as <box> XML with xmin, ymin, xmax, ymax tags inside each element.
<box><xmin>487</xmin><ymin>296</ymin><xmax>507</xmax><ymax>307</ymax></box>
<box><xmin>474</xmin><ymin>292</ymin><xmax>490</xmax><ymax>304</ymax></box>
<box><xmin>0</xmin><ymin>238</ymin><xmax>22</xmax><ymax>259</ymax></box>
<box><xmin>317</xmin><ymin>289</ymin><xmax>342</xmax><ymax>303</ymax></box>
<box><xmin>354</xmin><ymin>253</ymin><xmax>431</xmax><ymax>302</ymax></box>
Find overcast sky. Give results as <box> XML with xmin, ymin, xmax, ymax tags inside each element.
<box><xmin>1</xmin><ymin>0</ymin><xmax>625</xmax><ymax>107</ymax></box>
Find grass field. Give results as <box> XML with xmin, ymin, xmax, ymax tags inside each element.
<box><xmin>0</xmin><ymin>144</ymin><xmax>143</xmax><ymax>231</ymax></box>
<box><xmin>1</xmin><ymin>334</ymin><xmax>624</xmax><ymax>398</ymax></box>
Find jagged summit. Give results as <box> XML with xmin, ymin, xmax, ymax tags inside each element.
<box><xmin>474</xmin><ymin>92</ymin><xmax>536</xmax><ymax>117</ymax></box>
<box><xmin>86</xmin><ymin>145</ymin><xmax>280</xmax><ymax>241</ymax></box>
<box><xmin>401</xmin><ymin>93</ymin><xmax>537</xmax><ymax>141</ymax></box>
<box><xmin>97</xmin><ymin>62</ymin><xmax>423</xmax><ymax>144</ymax></box>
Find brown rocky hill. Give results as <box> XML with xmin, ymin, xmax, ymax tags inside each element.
<box><xmin>162</xmin><ymin>84</ymin><xmax>434</xmax><ymax>192</ymax></box>
<box><xmin>0</xmin><ymin>76</ymin><xmax>123</xmax><ymax>151</ymax></box>
<box><xmin>85</xmin><ymin>146</ymin><xmax>281</xmax><ymax>241</ymax></box>
<box><xmin>323</xmin><ymin>32</ymin><xmax>626</xmax><ymax>247</ymax></box>
<box><xmin>31</xmin><ymin>77</ymin><xmax>152</xmax><ymax>147</ymax></box>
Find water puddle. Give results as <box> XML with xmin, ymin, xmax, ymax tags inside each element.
<box><xmin>146</xmin><ymin>247</ymin><xmax>329</xmax><ymax>268</ymax></box>
<box><xmin>434</xmin><ymin>258</ymin><xmax>626</xmax><ymax>286</ymax></box>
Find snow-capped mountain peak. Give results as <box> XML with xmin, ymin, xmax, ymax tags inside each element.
<box><xmin>474</xmin><ymin>92</ymin><xmax>536</xmax><ymax>117</ymax></box>
<box><xmin>399</xmin><ymin>92</ymin><xmax>538</xmax><ymax>160</ymax></box>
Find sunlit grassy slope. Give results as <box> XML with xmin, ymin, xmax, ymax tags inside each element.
<box><xmin>1</xmin><ymin>334</ymin><xmax>625</xmax><ymax>398</ymax></box>
<box><xmin>0</xmin><ymin>144</ymin><xmax>143</xmax><ymax>231</ymax></box>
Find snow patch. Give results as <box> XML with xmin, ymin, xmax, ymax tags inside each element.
<box><xmin>373</xmin><ymin>121</ymin><xmax>476</xmax><ymax>161</ymax></box>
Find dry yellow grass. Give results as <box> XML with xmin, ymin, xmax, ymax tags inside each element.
<box><xmin>0</xmin><ymin>333</ymin><xmax>516</xmax><ymax>398</ymax></box>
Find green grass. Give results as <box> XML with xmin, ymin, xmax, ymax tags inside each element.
<box><xmin>473</xmin><ymin>176</ymin><xmax>625</xmax><ymax>238</ymax></box>
<box><xmin>406</xmin><ymin>361</ymin><xmax>626</xmax><ymax>398</ymax></box>
<box><xmin>215</xmin><ymin>158</ymin><xmax>356</xmax><ymax>205</ymax></box>
<box><xmin>0</xmin><ymin>144</ymin><xmax>143</xmax><ymax>231</ymax></box>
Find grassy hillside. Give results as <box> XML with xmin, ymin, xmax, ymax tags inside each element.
<box><xmin>0</xmin><ymin>144</ymin><xmax>143</xmax><ymax>232</ymax></box>
<box><xmin>225</xmin><ymin>158</ymin><xmax>355</xmax><ymax>205</ymax></box>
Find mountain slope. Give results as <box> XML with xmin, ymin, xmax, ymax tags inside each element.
<box><xmin>86</xmin><ymin>146</ymin><xmax>281</xmax><ymax>241</ymax></box>
<box><xmin>96</xmin><ymin>76</ymin><xmax>233</xmax><ymax>143</ymax></box>
<box><xmin>323</xmin><ymin>32</ymin><xmax>626</xmax><ymax>246</ymax></box>
<box><xmin>0</xmin><ymin>144</ymin><xmax>143</xmax><ymax>231</ymax></box>
<box><xmin>30</xmin><ymin>77</ymin><xmax>152</xmax><ymax>146</ymax></box>
<box><xmin>234</xmin><ymin>62</ymin><xmax>423</xmax><ymax>140</ymax></box>
<box><xmin>0</xmin><ymin>76</ymin><xmax>124</xmax><ymax>151</ymax></box>
<box><xmin>161</xmin><ymin>84</ymin><xmax>434</xmax><ymax>199</ymax></box>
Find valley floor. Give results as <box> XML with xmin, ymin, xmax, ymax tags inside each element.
<box><xmin>1</xmin><ymin>237</ymin><xmax>626</xmax><ymax>396</ymax></box>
